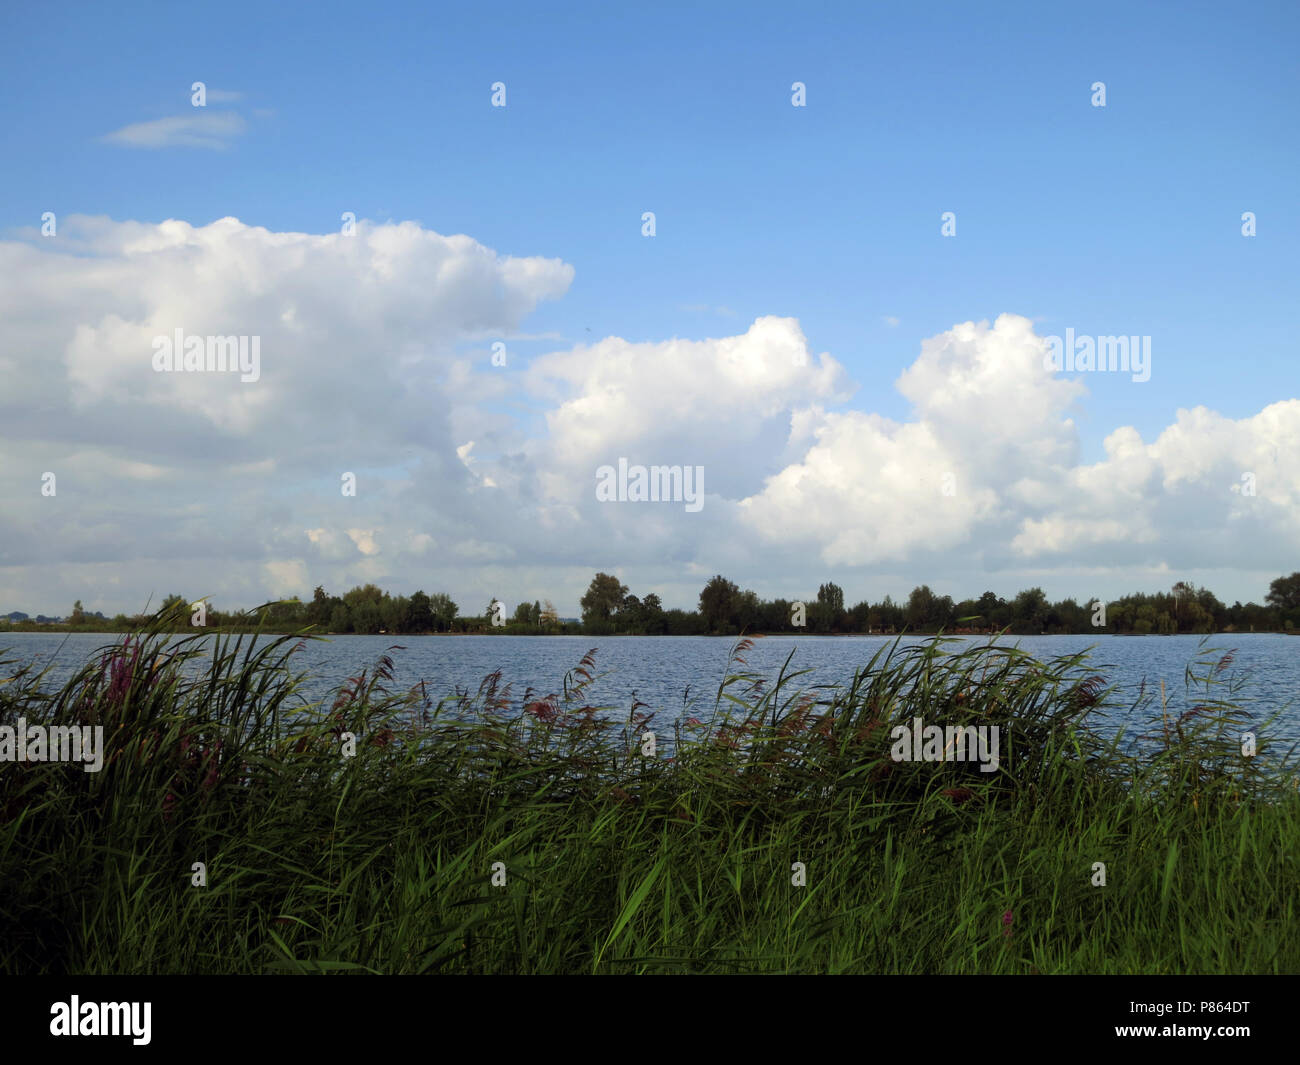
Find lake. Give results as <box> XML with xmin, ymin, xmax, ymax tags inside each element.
<box><xmin>2</xmin><ymin>631</ymin><xmax>1298</xmax><ymax>748</ymax></box>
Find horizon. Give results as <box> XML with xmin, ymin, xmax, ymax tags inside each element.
<box><xmin>0</xmin><ymin>570</ymin><xmax>1293</xmax><ymax>624</ymax></box>
<box><xmin>2</xmin><ymin>1</ymin><xmax>1297</xmax><ymax>619</ymax></box>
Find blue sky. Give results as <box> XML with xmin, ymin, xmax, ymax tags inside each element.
<box><xmin>0</xmin><ymin>1</ymin><xmax>1296</xmax><ymax>616</ymax></box>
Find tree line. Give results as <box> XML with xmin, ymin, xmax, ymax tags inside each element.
<box><xmin>5</xmin><ymin>572</ymin><xmax>1299</xmax><ymax>636</ymax></box>
<box><xmin>576</xmin><ymin>571</ymin><xmax>1300</xmax><ymax>636</ymax></box>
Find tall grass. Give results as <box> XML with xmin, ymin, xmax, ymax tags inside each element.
<box><xmin>0</xmin><ymin>618</ymin><xmax>1296</xmax><ymax>974</ymax></box>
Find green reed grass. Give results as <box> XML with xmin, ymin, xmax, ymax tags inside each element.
<box><xmin>1</xmin><ymin>613</ymin><xmax>1296</xmax><ymax>974</ymax></box>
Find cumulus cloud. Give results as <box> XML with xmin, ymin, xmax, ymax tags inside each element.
<box><xmin>1</xmin><ymin>214</ymin><xmax>1295</xmax><ymax>616</ymax></box>
<box><xmin>736</xmin><ymin>315</ymin><xmax>1299</xmax><ymax>577</ymax></box>
<box><xmin>0</xmin><ymin>215</ymin><xmax>573</xmax><ymax>610</ymax></box>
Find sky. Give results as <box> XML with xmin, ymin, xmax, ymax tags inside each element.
<box><xmin>0</xmin><ymin>0</ymin><xmax>1297</xmax><ymax>618</ymax></box>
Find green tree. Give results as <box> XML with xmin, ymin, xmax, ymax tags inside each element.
<box><xmin>380</xmin><ymin>595</ymin><xmax>407</xmax><ymax>633</ymax></box>
<box><xmin>305</xmin><ymin>586</ymin><xmax>333</xmax><ymax>628</ymax></box>
<box><xmin>581</xmin><ymin>573</ymin><xmax>628</xmax><ymax>622</ymax></box>
<box><xmin>1266</xmin><ymin>573</ymin><xmax>1300</xmax><ymax>614</ymax></box>
<box><xmin>428</xmin><ymin>593</ymin><xmax>457</xmax><ymax>631</ymax></box>
<box><xmin>1012</xmin><ymin>587</ymin><xmax>1049</xmax><ymax>632</ymax></box>
<box><xmin>976</xmin><ymin>591</ymin><xmax>1002</xmax><ymax>628</ymax></box>
<box><xmin>641</xmin><ymin>592</ymin><xmax>665</xmax><ymax>634</ymax></box>
<box><xmin>735</xmin><ymin>589</ymin><xmax>762</xmax><ymax>632</ymax></box>
<box><xmin>352</xmin><ymin>600</ymin><xmax>382</xmax><ymax>634</ymax></box>
<box><xmin>817</xmin><ymin>582</ymin><xmax>844</xmax><ymax>615</ymax></box>
<box><xmin>407</xmin><ymin>590</ymin><xmax>434</xmax><ymax>632</ymax></box>
<box><xmin>698</xmin><ymin>575</ymin><xmax>739</xmax><ymax>632</ymax></box>
<box><xmin>815</xmin><ymin>582</ymin><xmax>845</xmax><ymax>632</ymax></box>
<box><xmin>905</xmin><ymin>585</ymin><xmax>936</xmax><ymax>630</ymax></box>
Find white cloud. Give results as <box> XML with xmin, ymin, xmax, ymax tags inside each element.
<box><xmin>736</xmin><ymin>315</ymin><xmax>1299</xmax><ymax>577</ymax></box>
<box><xmin>2</xmin><ymin>213</ymin><xmax>1295</xmax><ymax>615</ymax></box>
<box><xmin>346</xmin><ymin>529</ymin><xmax>381</xmax><ymax>556</ymax></box>
<box><xmin>264</xmin><ymin>559</ymin><xmax>308</xmax><ymax>596</ymax></box>
<box><xmin>101</xmin><ymin>112</ymin><xmax>248</xmax><ymax>149</ymax></box>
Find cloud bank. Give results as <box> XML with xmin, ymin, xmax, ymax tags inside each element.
<box><xmin>1</xmin><ymin>216</ymin><xmax>1295</xmax><ymax>615</ymax></box>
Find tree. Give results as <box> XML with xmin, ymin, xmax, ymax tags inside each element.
<box><xmin>698</xmin><ymin>575</ymin><xmax>739</xmax><ymax>632</ymax></box>
<box><xmin>70</xmin><ymin>600</ymin><xmax>85</xmax><ymax>624</ymax></box>
<box><xmin>306</xmin><ymin>585</ymin><xmax>333</xmax><ymax>628</ymax></box>
<box><xmin>618</xmin><ymin>593</ymin><xmax>642</xmax><ymax>632</ymax></box>
<box><xmin>905</xmin><ymin>585</ymin><xmax>936</xmax><ymax>630</ymax></box>
<box><xmin>641</xmin><ymin>592</ymin><xmax>665</xmax><ymax>634</ymax></box>
<box><xmin>352</xmin><ymin>599</ymin><xmax>381</xmax><ymax>634</ymax></box>
<box><xmin>735</xmin><ymin>589</ymin><xmax>762</xmax><ymax>632</ymax></box>
<box><xmin>580</xmin><ymin>573</ymin><xmax>628</xmax><ymax>622</ymax></box>
<box><xmin>817</xmin><ymin>582</ymin><xmax>844</xmax><ymax>615</ymax></box>
<box><xmin>428</xmin><ymin>593</ymin><xmax>457</xmax><ymax>632</ymax></box>
<box><xmin>976</xmin><ymin>591</ymin><xmax>1002</xmax><ymax>628</ymax></box>
<box><xmin>814</xmin><ymin>582</ymin><xmax>845</xmax><ymax>632</ymax></box>
<box><xmin>1266</xmin><ymin>573</ymin><xmax>1300</xmax><ymax>614</ymax></box>
<box><xmin>512</xmin><ymin>601</ymin><xmax>533</xmax><ymax>625</ymax></box>
<box><xmin>266</xmin><ymin>598</ymin><xmax>305</xmax><ymax>628</ymax></box>
<box><xmin>380</xmin><ymin>595</ymin><xmax>407</xmax><ymax>633</ymax></box>
<box><xmin>1012</xmin><ymin>587</ymin><xmax>1049</xmax><ymax>632</ymax></box>
<box><xmin>876</xmin><ymin>594</ymin><xmax>903</xmax><ymax>632</ymax></box>
<box><xmin>540</xmin><ymin>599</ymin><xmax>559</xmax><ymax>628</ymax></box>
<box><xmin>407</xmin><ymin>590</ymin><xmax>434</xmax><ymax>632</ymax></box>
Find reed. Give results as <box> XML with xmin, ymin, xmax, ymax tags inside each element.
<box><xmin>0</xmin><ymin>615</ymin><xmax>1296</xmax><ymax>974</ymax></box>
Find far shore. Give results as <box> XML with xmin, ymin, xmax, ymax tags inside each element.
<box><xmin>1</xmin><ymin>626</ymin><xmax>1291</xmax><ymax>639</ymax></box>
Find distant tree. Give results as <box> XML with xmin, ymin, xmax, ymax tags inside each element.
<box><xmin>70</xmin><ymin>600</ymin><xmax>85</xmax><ymax>624</ymax></box>
<box><xmin>157</xmin><ymin>593</ymin><xmax>188</xmax><ymax>627</ymax></box>
<box><xmin>766</xmin><ymin>597</ymin><xmax>793</xmax><ymax>632</ymax></box>
<box><xmin>1012</xmin><ymin>587</ymin><xmax>1049</xmax><ymax>632</ymax></box>
<box><xmin>735</xmin><ymin>589</ymin><xmax>762</xmax><ymax>632</ymax></box>
<box><xmin>905</xmin><ymin>586</ymin><xmax>936</xmax><ymax>630</ymax></box>
<box><xmin>698</xmin><ymin>575</ymin><xmax>739</xmax><ymax>632</ymax></box>
<box><xmin>428</xmin><ymin>593</ymin><xmax>457</xmax><ymax>631</ymax></box>
<box><xmin>512</xmin><ymin>601</ymin><xmax>533</xmax><ymax>625</ymax></box>
<box><xmin>664</xmin><ymin>608</ymin><xmax>707</xmax><ymax>635</ymax></box>
<box><xmin>265</xmin><ymin>598</ymin><xmax>305</xmax><ymax>628</ymax></box>
<box><xmin>931</xmin><ymin>594</ymin><xmax>955</xmax><ymax>629</ymax></box>
<box><xmin>976</xmin><ymin>591</ymin><xmax>1002</xmax><ymax>628</ymax></box>
<box><xmin>380</xmin><ymin>595</ymin><xmax>407</xmax><ymax>633</ymax></box>
<box><xmin>531</xmin><ymin>600</ymin><xmax>542</xmax><ymax>626</ymax></box>
<box><xmin>1266</xmin><ymin>573</ymin><xmax>1300</xmax><ymax>614</ymax></box>
<box><xmin>306</xmin><ymin>586</ymin><xmax>333</xmax><ymax>628</ymax></box>
<box><xmin>641</xmin><ymin>592</ymin><xmax>665</xmax><ymax>634</ymax></box>
<box><xmin>618</xmin><ymin>594</ymin><xmax>642</xmax><ymax>632</ymax></box>
<box><xmin>876</xmin><ymin>595</ymin><xmax>903</xmax><ymax>632</ymax></box>
<box><xmin>540</xmin><ymin>599</ymin><xmax>559</xmax><ymax>628</ymax></box>
<box><xmin>352</xmin><ymin>600</ymin><xmax>382</xmax><ymax>634</ymax></box>
<box><xmin>817</xmin><ymin>582</ymin><xmax>844</xmax><ymax>617</ymax></box>
<box><xmin>581</xmin><ymin>573</ymin><xmax>628</xmax><ymax>622</ymax></box>
<box><xmin>407</xmin><ymin>590</ymin><xmax>434</xmax><ymax>632</ymax></box>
